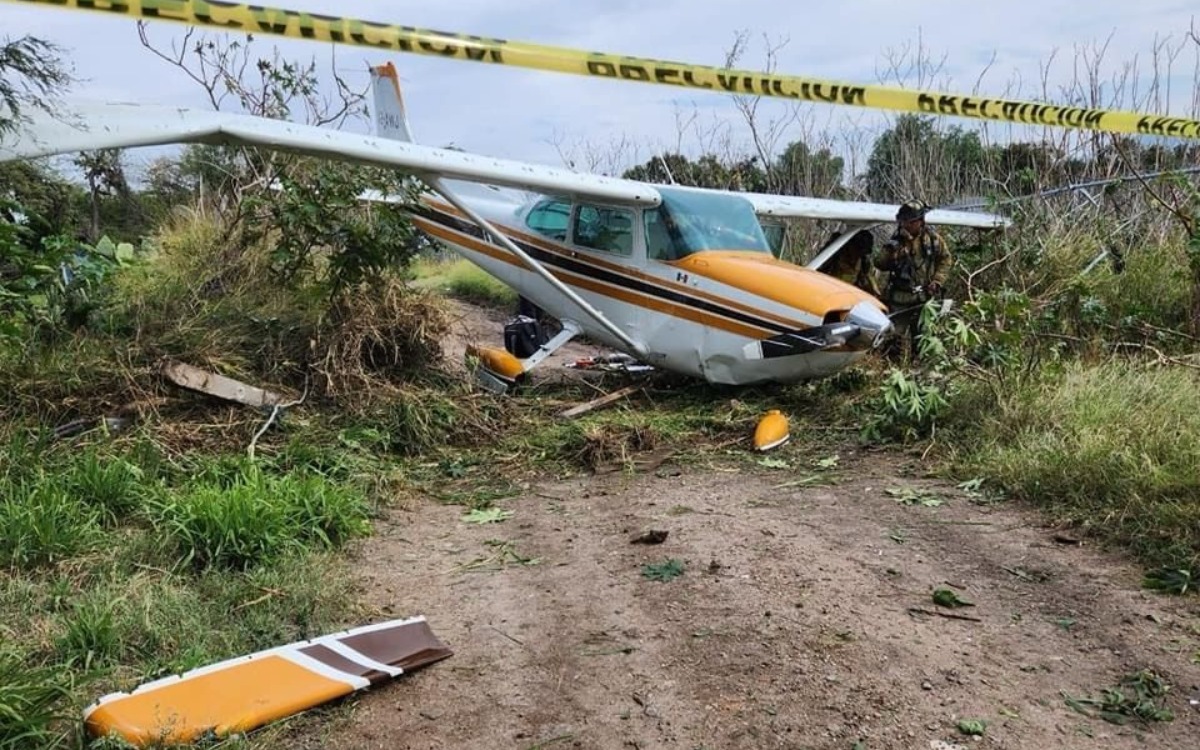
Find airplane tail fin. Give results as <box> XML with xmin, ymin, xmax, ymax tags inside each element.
<box><xmin>370</xmin><ymin>62</ymin><xmax>415</xmax><ymax>142</ymax></box>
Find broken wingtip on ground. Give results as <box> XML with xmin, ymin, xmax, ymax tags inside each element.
<box><xmin>83</xmin><ymin>616</ymin><xmax>452</xmax><ymax>747</ymax></box>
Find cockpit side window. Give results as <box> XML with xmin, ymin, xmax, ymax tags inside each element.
<box><xmin>572</xmin><ymin>203</ymin><xmax>634</xmax><ymax>256</ymax></box>
<box><xmin>644</xmin><ymin>208</ymin><xmax>688</xmax><ymax>262</ymax></box>
<box><xmin>761</xmin><ymin>221</ymin><xmax>787</xmax><ymax>258</ymax></box>
<box><xmin>524</xmin><ymin>199</ymin><xmax>571</xmax><ymax>240</ymax></box>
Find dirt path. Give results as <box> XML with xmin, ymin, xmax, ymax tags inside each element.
<box><xmin>313</xmin><ymin>447</ymin><xmax>1200</xmax><ymax>750</ymax></box>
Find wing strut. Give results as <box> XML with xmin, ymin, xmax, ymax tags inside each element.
<box><xmin>427</xmin><ymin>179</ymin><xmax>645</xmax><ymax>356</ymax></box>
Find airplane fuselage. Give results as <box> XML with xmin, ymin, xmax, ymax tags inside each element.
<box><xmin>410</xmin><ymin>187</ymin><xmax>890</xmax><ymax>386</ymax></box>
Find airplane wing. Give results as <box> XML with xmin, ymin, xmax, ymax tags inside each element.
<box><xmin>0</xmin><ymin>102</ymin><xmax>662</xmax><ymax>207</ymax></box>
<box><xmin>734</xmin><ymin>192</ymin><xmax>1012</xmax><ymax>230</ymax></box>
<box><xmin>358</xmin><ymin>179</ymin><xmax>526</xmax><ymax>221</ymax></box>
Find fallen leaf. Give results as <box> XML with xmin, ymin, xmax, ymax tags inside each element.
<box><xmin>757</xmin><ymin>457</ymin><xmax>790</xmax><ymax>469</ymax></box>
<box><xmin>462</xmin><ymin>508</ymin><xmax>513</xmax><ymax>524</ymax></box>
<box><xmin>957</xmin><ymin>718</ymin><xmax>987</xmax><ymax>736</ymax></box>
<box><xmin>631</xmin><ymin>529</ymin><xmax>669</xmax><ymax>545</ymax></box>
<box><xmin>886</xmin><ymin>486</ymin><xmax>945</xmax><ymax>507</ymax></box>
<box><xmin>932</xmin><ymin>588</ymin><xmax>975</xmax><ymax>608</ymax></box>
<box><xmin>642</xmin><ymin>558</ymin><xmax>684</xmax><ymax>582</ymax></box>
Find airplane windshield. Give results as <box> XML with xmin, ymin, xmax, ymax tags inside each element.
<box><xmin>645</xmin><ymin>187</ymin><xmax>773</xmax><ymax>261</ymax></box>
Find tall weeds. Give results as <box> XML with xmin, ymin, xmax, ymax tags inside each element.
<box><xmin>0</xmin><ymin>649</ymin><xmax>77</xmax><ymax>750</ymax></box>
<box><xmin>151</xmin><ymin>461</ymin><xmax>371</xmax><ymax>571</ymax></box>
<box><xmin>956</xmin><ymin>361</ymin><xmax>1200</xmax><ymax>569</ymax></box>
<box><xmin>0</xmin><ymin>433</ymin><xmax>371</xmax><ymax>748</ymax></box>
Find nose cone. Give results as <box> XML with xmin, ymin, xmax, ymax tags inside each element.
<box><xmin>846</xmin><ymin>300</ymin><xmax>893</xmax><ymax>348</ymax></box>
<box><xmin>671</xmin><ymin>251</ymin><xmax>885</xmax><ymax>319</ymax></box>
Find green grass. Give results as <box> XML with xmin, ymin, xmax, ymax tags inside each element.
<box><xmin>0</xmin><ymin>648</ymin><xmax>79</xmax><ymax>750</ymax></box>
<box><xmin>0</xmin><ymin>433</ymin><xmax>374</xmax><ymax>749</ymax></box>
<box><xmin>1036</xmin><ymin>238</ymin><xmax>1194</xmax><ymax>342</ymax></box>
<box><xmin>151</xmin><ymin>460</ymin><xmax>371</xmax><ymax>571</ymax></box>
<box><xmin>955</xmin><ymin>360</ymin><xmax>1200</xmax><ymax>570</ymax></box>
<box><xmin>0</xmin><ymin>434</ymin><xmax>170</xmax><ymax>569</ymax></box>
<box><xmin>55</xmin><ymin>595</ymin><xmax>120</xmax><ymax>668</ymax></box>
<box><xmin>0</xmin><ymin>484</ymin><xmax>104</xmax><ymax>569</ymax></box>
<box><xmin>62</xmin><ymin>452</ymin><xmax>154</xmax><ymax>526</ymax></box>
<box><xmin>409</xmin><ymin>256</ymin><xmax>517</xmax><ymax>308</ymax></box>
<box><xmin>0</xmin><ymin>546</ymin><xmax>361</xmax><ymax>749</ymax></box>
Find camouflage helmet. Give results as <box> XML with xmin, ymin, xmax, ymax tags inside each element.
<box><xmin>896</xmin><ymin>199</ymin><xmax>930</xmax><ymax>223</ymax></box>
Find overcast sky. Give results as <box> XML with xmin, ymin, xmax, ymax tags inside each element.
<box><xmin>3</xmin><ymin>0</ymin><xmax>1199</xmax><ymax>180</ymax></box>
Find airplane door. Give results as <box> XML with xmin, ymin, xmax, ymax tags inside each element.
<box><xmin>567</xmin><ymin>202</ymin><xmax>642</xmax><ymax>343</ymax></box>
<box><xmin>638</xmin><ymin>206</ymin><xmax>698</xmax><ymax>369</ymax></box>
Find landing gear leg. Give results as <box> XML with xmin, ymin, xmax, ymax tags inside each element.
<box><xmin>467</xmin><ymin>320</ymin><xmax>582</xmax><ymax>394</ymax></box>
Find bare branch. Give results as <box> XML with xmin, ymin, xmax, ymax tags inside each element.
<box><xmin>1109</xmin><ymin>134</ymin><xmax>1195</xmax><ymax>235</ymax></box>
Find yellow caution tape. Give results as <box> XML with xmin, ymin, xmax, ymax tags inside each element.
<box><xmin>6</xmin><ymin>0</ymin><xmax>1200</xmax><ymax>139</ymax></box>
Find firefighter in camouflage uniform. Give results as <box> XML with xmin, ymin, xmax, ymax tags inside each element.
<box><xmin>873</xmin><ymin>199</ymin><xmax>953</xmax><ymax>360</ymax></box>
<box><xmin>823</xmin><ymin>229</ymin><xmax>881</xmax><ymax>297</ymax></box>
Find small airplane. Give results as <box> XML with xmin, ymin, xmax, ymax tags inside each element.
<box><xmin>0</xmin><ymin>62</ymin><xmax>1010</xmax><ymax>401</ymax></box>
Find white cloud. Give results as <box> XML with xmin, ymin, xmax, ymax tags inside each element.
<box><xmin>3</xmin><ymin>0</ymin><xmax>1198</xmax><ymax>181</ymax></box>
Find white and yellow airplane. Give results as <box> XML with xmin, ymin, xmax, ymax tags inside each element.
<box><xmin>0</xmin><ymin>63</ymin><xmax>1009</xmax><ymax>397</ymax></box>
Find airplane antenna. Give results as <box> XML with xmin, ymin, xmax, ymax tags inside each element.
<box><xmin>656</xmin><ymin>154</ymin><xmax>677</xmax><ymax>184</ymax></box>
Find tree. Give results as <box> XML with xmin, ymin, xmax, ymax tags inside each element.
<box><xmin>139</xmin><ymin>155</ymin><xmax>199</xmax><ymax>223</ymax></box>
<box><xmin>136</xmin><ymin>24</ymin><xmax>426</xmax><ymax>302</ymax></box>
<box><xmin>984</xmin><ymin>141</ymin><xmax>1062</xmax><ymax>196</ymax></box>
<box><xmin>621</xmin><ymin>152</ymin><xmax>767</xmax><ymax>191</ymax></box>
<box><xmin>73</xmin><ymin>149</ymin><xmax>131</xmax><ymax>242</ymax></box>
<box><xmin>0</xmin><ymin>161</ymin><xmax>84</xmax><ymax>239</ymax></box>
<box><xmin>721</xmin><ymin>30</ymin><xmax>803</xmax><ymax>194</ymax></box>
<box><xmin>864</xmin><ymin>115</ymin><xmax>988</xmax><ymax>203</ymax></box>
<box><xmin>0</xmin><ymin>35</ymin><xmax>72</xmax><ymax>136</ymax></box>
<box><xmin>246</xmin><ymin>161</ymin><xmax>420</xmax><ymax>299</ymax></box>
<box><xmin>774</xmin><ymin>140</ymin><xmax>845</xmax><ymax>198</ymax></box>
<box><xmin>1</xmin><ymin>35</ymin><xmax>80</xmax><ymax>340</ymax></box>
<box><xmin>137</xmin><ymin>23</ymin><xmax>369</xmax><ymax>214</ymax></box>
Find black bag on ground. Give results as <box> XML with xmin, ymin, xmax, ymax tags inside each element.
<box><xmin>503</xmin><ymin>315</ymin><xmax>546</xmax><ymax>359</ymax></box>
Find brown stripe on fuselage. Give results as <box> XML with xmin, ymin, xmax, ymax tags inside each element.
<box><xmin>421</xmin><ymin>198</ymin><xmax>810</xmax><ymax>330</ymax></box>
<box><xmin>413</xmin><ymin>217</ymin><xmax>773</xmax><ymax>339</ymax></box>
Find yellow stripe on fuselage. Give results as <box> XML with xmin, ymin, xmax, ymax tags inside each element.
<box><xmin>421</xmin><ymin>199</ymin><xmax>820</xmax><ymax>327</ymax></box>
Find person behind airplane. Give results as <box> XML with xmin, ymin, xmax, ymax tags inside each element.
<box><xmin>873</xmin><ymin>199</ymin><xmax>953</xmax><ymax>360</ymax></box>
<box><xmin>821</xmin><ymin>229</ymin><xmax>880</xmax><ymax>297</ymax></box>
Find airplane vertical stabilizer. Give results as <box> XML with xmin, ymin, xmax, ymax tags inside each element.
<box><xmin>370</xmin><ymin>62</ymin><xmax>415</xmax><ymax>142</ymax></box>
